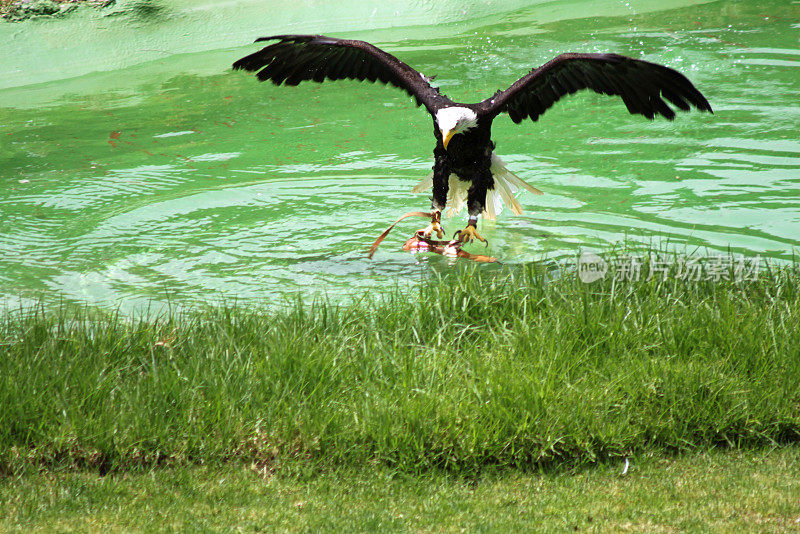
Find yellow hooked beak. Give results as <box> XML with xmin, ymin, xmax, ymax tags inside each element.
<box><xmin>441</xmin><ymin>129</ymin><xmax>455</xmax><ymax>150</ymax></box>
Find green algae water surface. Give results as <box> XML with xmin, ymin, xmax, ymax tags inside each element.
<box><xmin>1</xmin><ymin>0</ymin><xmax>798</xmax><ymax>310</ymax></box>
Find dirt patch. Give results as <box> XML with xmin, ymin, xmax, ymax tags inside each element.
<box><xmin>1</xmin><ymin>0</ymin><xmax>113</xmax><ymax>21</ymax></box>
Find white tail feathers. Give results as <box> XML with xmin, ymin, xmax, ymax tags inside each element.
<box><xmin>411</xmin><ymin>153</ymin><xmax>542</xmax><ymax>220</ymax></box>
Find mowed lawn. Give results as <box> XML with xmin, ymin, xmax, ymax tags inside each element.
<box><xmin>2</xmin><ymin>447</ymin><xmax>799</xmax><ymax>532</ymax></box>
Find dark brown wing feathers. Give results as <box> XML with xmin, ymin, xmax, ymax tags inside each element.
<box><xmin>232</xmin><ymin>35</ymin><xmax>447</xmax><ymax>111</ymax></box>
<box><xmin>480</xmin><ymin>53</ymin><xmax>712</xmax><ymax>122</ymax></box>
<box><xmin>234</xmin><ymin>40</ymin><xmax>711</xmax><ymax>124</ymax></box>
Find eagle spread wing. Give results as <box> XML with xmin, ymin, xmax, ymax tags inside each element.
<box><xmin>232</xmin><ymin>35</ymin><xmax>448</xmax><ymax>112</ymax></box>
<box><xmin>479</xmin><ymin>53</ymin><xmax>712</xmax><ymax>122</ymax></box>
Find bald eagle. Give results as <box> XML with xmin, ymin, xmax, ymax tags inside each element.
<box><xmin>233</xmin><ymin>35</ymin><xmax>711</xmax><ymax>243</ymax></box>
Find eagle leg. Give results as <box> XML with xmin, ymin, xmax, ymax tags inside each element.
<box><xmin>417</xmin><ymin>147</ymin><xmax>450</xmax><ymax>239</ymax></box>
<box><xmin>454</xmin><ymin>166</ymin><xmax>492</xmax><ymax>246</ymax></box>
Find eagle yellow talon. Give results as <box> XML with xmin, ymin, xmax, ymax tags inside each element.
<box><xmin>417</xmin><ymin>212</ymin><xmax>444</xmax><ymax>239</ymax></box>
<box><xmin>455</xmin><ymin>225</ymin><xmax>487</xmax><ymax>245</ymax></box>
<box><xmin>417</xmin><ymin>221</ymin><xmax>444</xmax><ymax>239</ymax></box>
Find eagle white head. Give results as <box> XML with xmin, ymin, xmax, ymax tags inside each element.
<box><xmin>436</xmin><ymin>106</ymin><xmax>478</xmax><ymax>149</ymax></box>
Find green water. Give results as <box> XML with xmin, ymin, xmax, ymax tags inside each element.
<box><xmin>1</xmin><ymin>0</ymin><xmax>798</xmax><ymax>310</ymax></box>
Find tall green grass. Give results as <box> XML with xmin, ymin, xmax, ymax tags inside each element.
<box><xmin>2</xmin><ymin>252</ymin><xmax>800</xmax><ymax>474</ymax></box>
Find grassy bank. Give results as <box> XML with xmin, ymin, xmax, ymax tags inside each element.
<box><xmin>2</xmin><ymin>447</ymin><xmax>799</xmax><ymax>532</ymax></box>
<box><xmin>2</xmin><ymin>253</ymin><xmax>800</xmax><ymax>475</ymax></box>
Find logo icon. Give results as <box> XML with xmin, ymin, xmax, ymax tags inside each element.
<box><xmin>577</xmin><ymin>251</ymin><xmax>607</xmax><ymax>283</ymax></box>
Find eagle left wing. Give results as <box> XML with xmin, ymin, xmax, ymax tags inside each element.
<box><xmin>478</xmin><ymin>53</ymin><xmax>712</xmax><ymax>123</ymax></box>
